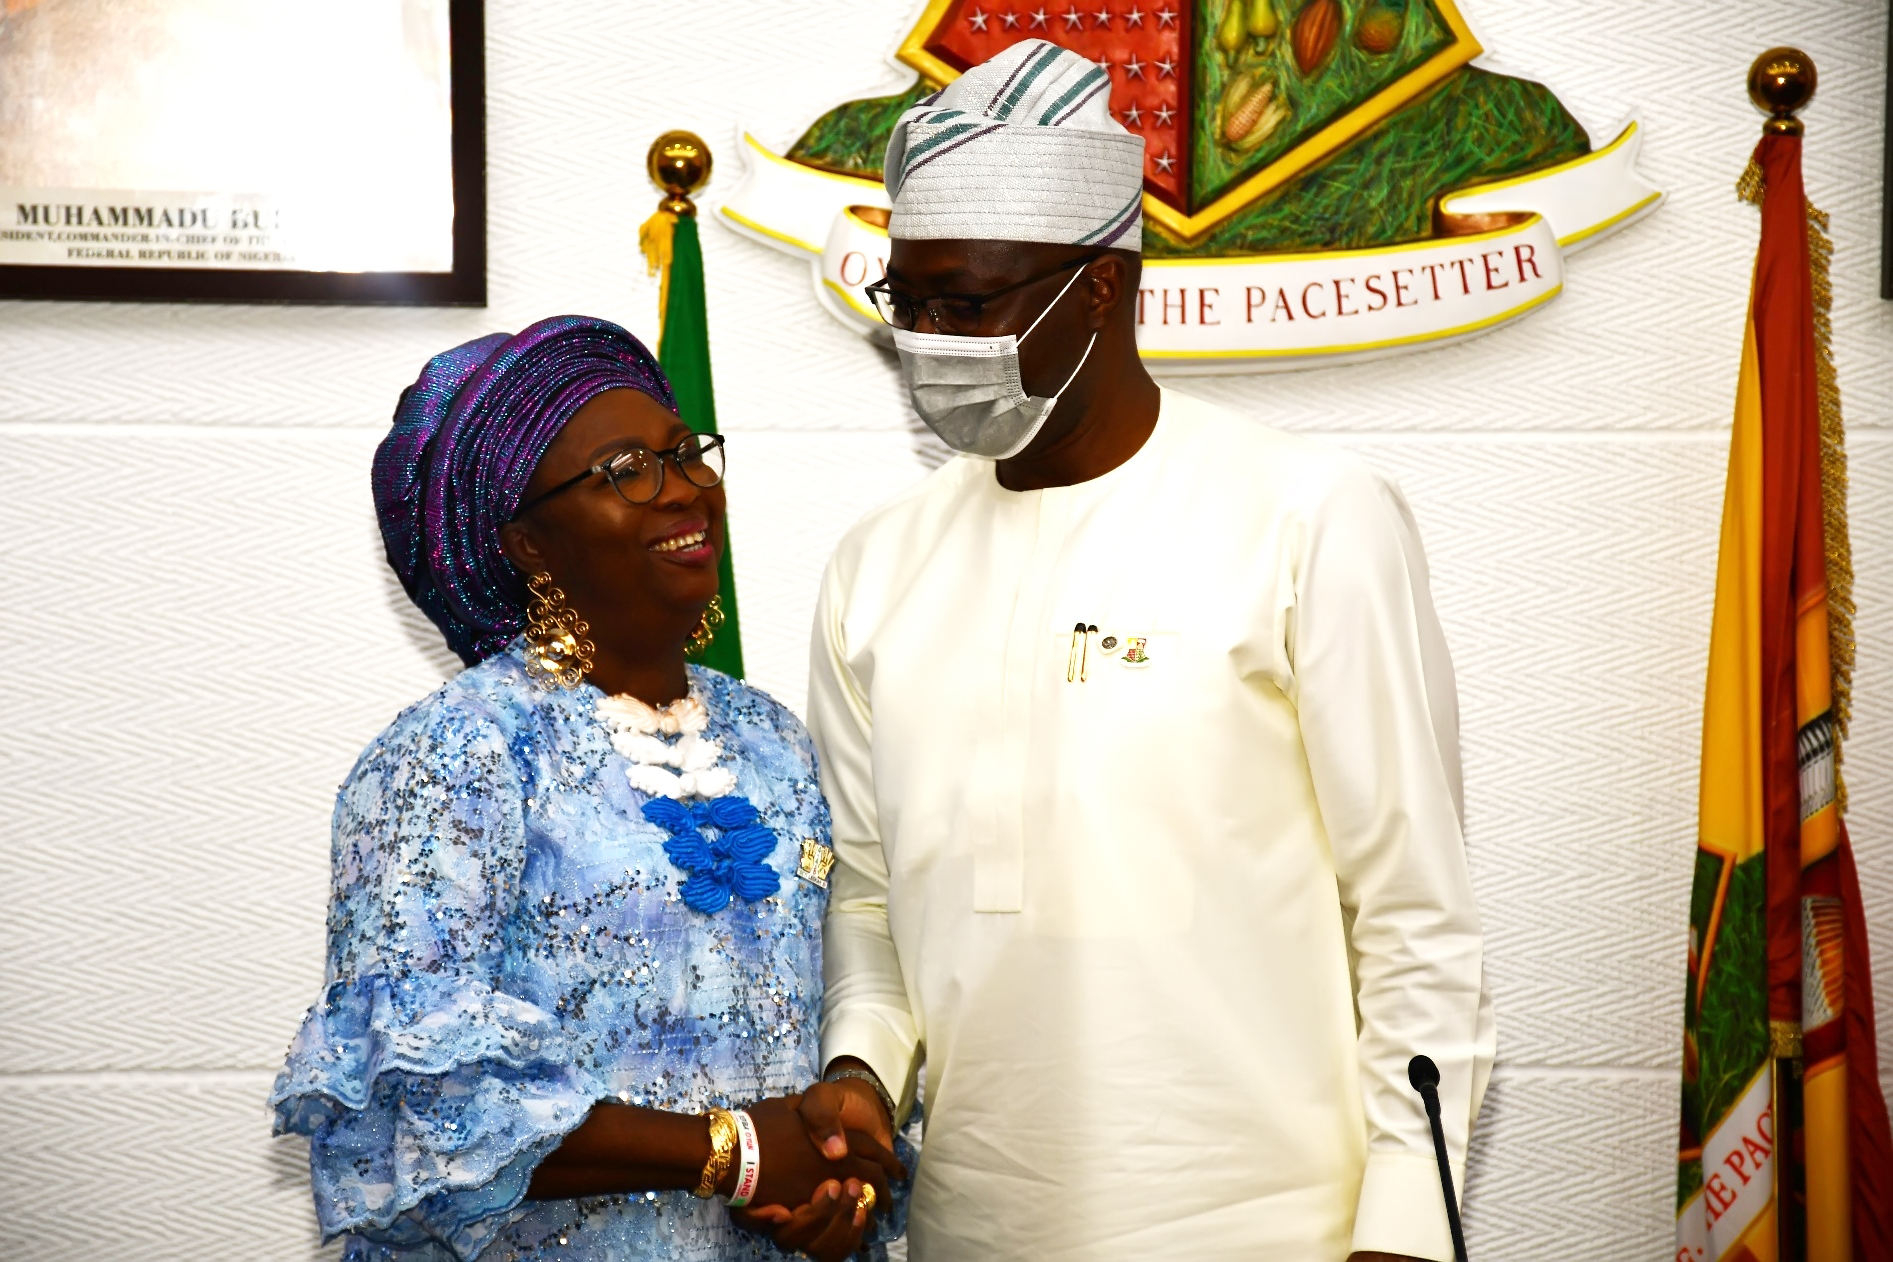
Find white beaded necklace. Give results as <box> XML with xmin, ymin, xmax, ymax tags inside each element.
<box><xmin>594</xmin><ymin>688</ymin><xmax>736</xmax><ymax>801</ymax></box>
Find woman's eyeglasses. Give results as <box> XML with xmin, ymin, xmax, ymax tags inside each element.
<box><xmin>514</xmin><ymin>432</ymin><xmax>725</xmax><ymax>517</ymax></box>
<box><xmin>862</xmin><ymin>254</ymin><xmax>1105</xmax><ymax>334</ymax></box>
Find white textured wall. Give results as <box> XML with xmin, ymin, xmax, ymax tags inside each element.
<box><xmin>0</xmin><ymin>2</ymin><xmax>1887</xmax><ymax>1258</ymax></box>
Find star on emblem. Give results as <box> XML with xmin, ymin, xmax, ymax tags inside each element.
<box><xmin>1156</xmin><ymin>5</ymin><xmax>1177</xmax><ymax>27</ymax></box>
<box><xmin>1153</xmin><ymin>102</ymin><xmax>1175</xmax><ymax>126</ymax></box>
<box><xmin>1029</xmin><ymin>6</ymin><xmax>1050</xmax><ymax>26</ymax></box>
<box><xmin>1123</xmin><ymin>4</ymin><xmax>1145</xmax><ymax>25</ymax></box>
<box><xmin>1123</xmin><ymin>55</ymin><xmax>1145</xmax><ymax>78</ymax></box>
<box><xmin>1123</xmin><ymin>103</ymin><xmax>1144</xmax><ymax>127</ymax></box>
<box><xmin>968</xmin><ymin>6</ymin><xmax>988</xmax><ymax>29</ymax></box>
<box><xmin>1061</xmin><ymin>5</ymin><xmax>1083</xmax><ymax>28</ymax></box>
<box><xmin>1001</xmin><ymin>9</ymin><xmax>1020</xmax><ymax>27</ymax></box>
<box><xmin>1154</xmin><ymin>150</ymin><xmax>1175</xmax><ymax>173</ymax></box>
<box><xmin>1154</xmin><ymin>55</ymin><xmax>1176</xmax><ymax>77</ymax></box>
<box><xmin>1093</xmin><ymin>5</ymin><xmax>1113</xmax><ymax>27</ymax></box>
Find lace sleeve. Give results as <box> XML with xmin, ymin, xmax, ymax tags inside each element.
<box><xmin>270</xmin><ymin>695</ymin><xmax>597</xmax><ymax>1261</ymax></box>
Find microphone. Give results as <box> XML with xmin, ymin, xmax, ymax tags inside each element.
<box><xmin>1407</xmin><ymin>1055</ymin><xmax>1469</xmax><ymax>1262</ymax></box>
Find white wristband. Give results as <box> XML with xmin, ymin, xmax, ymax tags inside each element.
<box><xmin>726</xmin><ymin>1108</ymin><xmax>762</xmax><ymax>1208</ymax></box>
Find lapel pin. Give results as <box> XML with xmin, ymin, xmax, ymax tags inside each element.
<box><xmin>796</xmin><ymin>838</ymin><xmax>836</xmax><ymax>888</ymax></box>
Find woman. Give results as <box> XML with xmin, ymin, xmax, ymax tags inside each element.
<box><xmin>270</xmin><ymin>317</ymin><xmax>901</xmax><ymax>1262</ymax></box>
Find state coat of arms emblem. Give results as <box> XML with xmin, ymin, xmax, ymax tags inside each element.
<box><xmin>722</xmin><ymin>0</ymin><xmax>1661</xmax><ymax>371</ymax></box>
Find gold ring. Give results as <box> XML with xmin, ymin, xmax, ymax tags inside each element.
<box><xmin>855</xmin><ymin>1184</ymin><xmax>877</xmax><ymax>1214</ymax></box>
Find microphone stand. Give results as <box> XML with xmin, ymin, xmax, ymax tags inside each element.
<box><xmin>1407</xmin><ymin>1055</ymin><xmax>1469</xmax><ymax>1262</ymax></box>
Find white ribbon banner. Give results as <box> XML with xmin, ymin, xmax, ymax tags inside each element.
<box><xmin>718</xmin><ymin>122</ymin><xmax>1661</xmax><ymax>373</ymax></box>
<box><xmin>1677</xmin><ymin>1067</ymin><xmax>1776</xmax><ymax>1261</ymax></box>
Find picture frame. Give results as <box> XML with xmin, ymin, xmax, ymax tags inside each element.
<box><xmin>0</xmin><ymin>0</ymin><xmax>485</xmax><ymax>306</ymax></box>
<box><xmin>1883</xmin><ymin>0</ymin><xmax>1892</xmax><ymax>299</ymax></box>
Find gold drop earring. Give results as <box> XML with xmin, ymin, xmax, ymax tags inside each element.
<box><xmin>523</xmin><ymin>572</ymin><xmax>595</xmax><ymax>689</ymax></box>
<box><xmin>685</xmin><ymin>595</ymin><xmax>725</xmax><ymax>661</ymax></box>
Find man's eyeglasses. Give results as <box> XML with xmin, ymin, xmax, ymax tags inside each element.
<box><xmin>863</xmin><ymin>254</ymin><xmax>1105</xmax><ymax>334</ymax></box>
<box><xmin>514</xmin><ymin>432</ymin><xmax>726</xmax><ymax>517</ymax></box>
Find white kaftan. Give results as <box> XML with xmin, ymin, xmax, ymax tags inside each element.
<box><xmin>809</xmin><ymin>387</ymin><xmax>1493</xmax><ymax>1261</ymax></box>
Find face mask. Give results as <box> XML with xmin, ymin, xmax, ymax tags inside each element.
<box><xmin>892</xmin><ymin>267</ymin><xmax>1098</xmax><ymax>461</ymax></box>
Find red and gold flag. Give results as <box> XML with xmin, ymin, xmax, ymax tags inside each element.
<box><xmin>1677</xmin><ymin>128</ymin><xmax>1893</xmax><ymax>1261</ymax></box>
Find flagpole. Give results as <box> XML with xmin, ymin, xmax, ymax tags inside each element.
<box><xmin>642</xmin><ymin>131</ymin><xmax>747</xmax><ymax>679</ymax></box>
<box><xmin>1745</xmin><ymin>48</ymin><xmax>1820</xmax><ymax>1262</ymax></box>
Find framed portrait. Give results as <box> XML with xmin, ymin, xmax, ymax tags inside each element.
<box><xmin>0</xmin><ymin>0</ymin><xmax>484</xmax><ymax>305</ymax></box>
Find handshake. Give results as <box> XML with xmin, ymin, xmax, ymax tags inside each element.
<box><xmin>528</xmin><ymin>1060</ymin><xmax>905</xmax><ymax>1262</ymax></box>
<box><xmin>722</xmin><ymin>1073</ymin><xmax>906</xmax><ymax>1261</ymax></box>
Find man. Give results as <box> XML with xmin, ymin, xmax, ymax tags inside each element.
<box><xmin>794</xmin><ymin>39</ymin><xmax>1493</xmax><ymax>1262</ymax></box>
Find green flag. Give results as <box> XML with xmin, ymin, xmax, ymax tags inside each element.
<box><xmin>656</xmin><ymin>213</ymin><xmax>744</xmax><ymax>679</ymax></box>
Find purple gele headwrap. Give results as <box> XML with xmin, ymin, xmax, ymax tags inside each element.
<box><xmin>373</xmin><ymin>315</ymin><xmax>676</xmax><ymax>666</ymax></box>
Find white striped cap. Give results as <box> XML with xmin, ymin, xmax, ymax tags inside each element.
<box><xmin>885</xmin><ymin>39</ymin><xmax>1146</xmax><ymax>252</ymax></box>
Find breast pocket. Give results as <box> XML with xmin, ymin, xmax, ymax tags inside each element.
<box><xmin>1034</xmin><ymin>625</ymin><xmax>1195</xmax><ymax>939</ymax></box>
<box><xmin>1051</xmin><ymin>627</ymin><xmax>1187</xmax><ymax>746</ymax></box>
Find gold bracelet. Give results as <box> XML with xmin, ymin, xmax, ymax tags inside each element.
<box><xmin>695</xmin><ymin>1107</ymin><xmax>738</xmax><ymax>1199</ymax></box>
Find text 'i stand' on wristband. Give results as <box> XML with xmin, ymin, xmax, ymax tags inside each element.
<box><xmin>726</xmin><ymin>1108</ymin><xmax>762</xmax><ymax>1208</ymax></box>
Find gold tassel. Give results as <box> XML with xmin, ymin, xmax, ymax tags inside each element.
<box><xmin>1737</xmin><ymin>156</ymin><xmax>1854</xmax><ymax>808</ymax></box>
<box><xmin>639</xmin><ymin>208</ymin><xmax>678</xmax><ymax>332</ymax></box>
<box><xmin>1807</xmin><ymin>197</ymin><xmax>1855</xmax><ymax>809</ymax></box>
<box><xmin>1736</xmin><ymin>157</ymin><xmax>1764</xmax><ymax>205</ymax></box>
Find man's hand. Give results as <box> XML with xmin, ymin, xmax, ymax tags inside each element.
<box><xmin>798</xmin><ymin>1058</ymin><xmax>897</xmax><ymax>1160</ymax></box>
<box><xmin>733</xmin><ymin>1173</ymin><xmax>881</xmax><ymax>1262</ymax></box>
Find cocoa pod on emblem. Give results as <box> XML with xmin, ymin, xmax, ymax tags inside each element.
<box><xmin>1292</xmin><ymin>0</ymin><xmax>1341</xmax><ymax>74</ymax></box>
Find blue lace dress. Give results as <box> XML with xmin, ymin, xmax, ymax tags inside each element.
<box><xmin>271</xmin><ymin>644</ymin><xmax>872</xmax><ymax>1261</ymax></box>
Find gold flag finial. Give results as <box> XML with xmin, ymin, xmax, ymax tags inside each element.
<box><xmin>1747</xmin><ymin>47</ymin><xmax>1817</xmax><ymax>136</ymax></box>
<box><xmin>640</xmin><ymin>131</ymin><xmax>714</xmax><ymax>318</ymax></box>
<box><xmin>647</xmin><ymin>130</ymin><xmax>713</xmax><ymax>217</ymax></box>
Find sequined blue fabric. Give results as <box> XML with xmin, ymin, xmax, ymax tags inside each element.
<box><xmin>271</xmin><ymin>644</ymin><xmax>871</xmax><ymax>1262</ymax></box>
